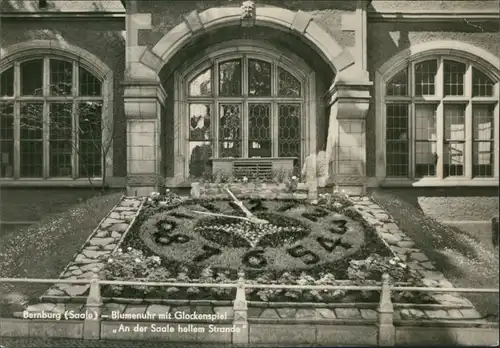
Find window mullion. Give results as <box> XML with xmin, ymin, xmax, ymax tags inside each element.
<box><xmin>73</xmin><ymin>61</ymin><xmax>79</xmax><ymax>179</ymax></box>
<box><xmin>494</xmin><ymin>102</ymin><xmax>499</xmax><ymax>178</ymax></box>
<box><xmin>409</xmin><ymin>103</ymin><xmax>415</xmax><ymax>178</ymax></box>
<box><xmin>13</xmin><ymin>101</ymin><xmax>20</xmax><ymax>179</ymax></box>
<box><xmin>242</xmin><ymin>100</ymin><xmax>248</xmax><ymax>158</ymax></box>
<box><xmin>13</xmin><ymin>62</ymin><xmax>21</xmax><ymax>178</ymax></box>
<box><xmin>465</xmin><ymin>101</ymin><xmax>473</xmax><ymax>179</ymax></box>
<box><xmin>214</xmin><ymin>102</ymin><xmax>219</xmax><ymax>158</ymax></box>
<box><xmin>73</xmin><ymin>101</ymin><xmax>79</xmax><ymax>179</ymax></box>
<box><xmin>43</xmin><ymin>101</ymin><xmax>50</xmax><ymax>179</ymax></box>
<box><xmin>409</xmin><ymin>62</ymin><xmax>415</xmax><ymax>178</ymax></box>
<box><xmin>435</xmin><ymin>58</ymin><xmax>444</xmax><ymax>179</ymax></box>
<box><xmin>464</xmin><ymin>64</ymin><xmax>473</xmax><ymax>179</ymax></box>
<box><xmin>272</xmin><ymin>101</ymin><xmax>278</xmax><ymax>157</ymax></box>
<box><xmin>43</xmin><ymin>58</ymin><xmax>50</xmax><ymax>178</ymax></box>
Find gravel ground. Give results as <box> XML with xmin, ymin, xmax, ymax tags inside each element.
<box><xmin>371</xmin><ymin>189</ymin><xmax>499</xmax><ymax>320</ymax></box>
<box><xmin>0</xmin><ymin>192</ymin><xmax>123</xmax><ymax>300</ymax></box>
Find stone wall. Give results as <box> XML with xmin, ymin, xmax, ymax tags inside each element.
<box><xmin>134</xmin><ymin>0</ymin><xmax>356</xmax><ymax>52</ymax></box>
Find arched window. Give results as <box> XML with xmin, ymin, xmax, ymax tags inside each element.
<box><xmin>0</xmin><ymin>56</ymin><xmax>104</xmax><ymax>179</ymax></box>
<box><xmin>185</xmin><ymin>55</ymin><xmax>304</xmax><ymax>178</ymax></box>
<box><xmin>384</xmin><ymin>56</ymin><xmax>499</xmax><ymax>180</ymax></box>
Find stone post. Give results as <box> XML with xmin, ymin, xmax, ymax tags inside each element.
<box><xmin>232</xmin><ymin>271</ymin><xmax>249</xmax><ymax>345</ymax></box>
<box><xmin>377</xmin><ymin>273</ymin><xmax>395</xmax><ymax>346</ymax></box>
<box><xmin>124</xmin><ymin>81</ymin><xmax>167</xmax><ymax>196</ymax></box>
<box><xmin>325</xmin><ymin>74</ymin><xmax>372</xmax><ymax>195</ymax></box>
<box><xmin>83</xmin><ymin>272</ymin><xmax>102</xmax><ymax>340</ymax></box>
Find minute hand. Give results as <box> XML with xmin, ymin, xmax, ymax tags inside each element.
<box><xmin>225</xmin><ymin>188</ymin><xmax>268</xmax><ymax>224</ymax></box>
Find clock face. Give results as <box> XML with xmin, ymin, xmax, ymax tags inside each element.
<box><xmin>138</xmin><ymin>199</ymin><xmax>365</xmax><ymax>272</ymax></box>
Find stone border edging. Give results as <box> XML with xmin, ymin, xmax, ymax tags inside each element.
<box><xmin>348</xmin><ymin>195</ymin><xmax>481</xmax><ymax>319</ymax></box>
<box><xmin>40</xmin><ymin>196</ymin><xmax>145</xmax><ymax>300</ymax></box>
<box><xmin>110</xmin><ymin>198</ymin><xmax>146</xmax><ymax>255</ymax></box>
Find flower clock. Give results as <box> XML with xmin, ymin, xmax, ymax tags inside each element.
<box><xmin>138</xmin><ymin>189</ymin><xmax>365</xmax><ymax>272</ymax></box>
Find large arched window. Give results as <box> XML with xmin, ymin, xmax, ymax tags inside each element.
<box><xmin>383</xmin><ymin>56</ymin><xmax>499</xmax><ymax>181</ymax></box>
<box><xmin>0</xmin><ymin>56</ymin><xmax>104</xmax><ymax>179</ymax></box>
<box><xmin>184</xmin><ymin>54</ymin><xmax>304</xmax><ymax>178</ymax></box>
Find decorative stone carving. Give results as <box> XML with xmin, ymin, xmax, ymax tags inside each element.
<box><xmin>240</xmin><ymin>0</ymin><xmax>256</xmax><ymax>27</ymax></box>
<box><xmin>241</xmin><ymin>0</ymin><xmax>255</xmax><ymax>19</ymax></box>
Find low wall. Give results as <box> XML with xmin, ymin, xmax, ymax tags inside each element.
<box><xmin>190</xmin><ymin>182</ymin><xmax>309</xmax><ymax>199</ymax></box>
<box><xmin>1</xmin><ymin>317</ymin><xmax>497</xmax><ymax>346</ymax></box>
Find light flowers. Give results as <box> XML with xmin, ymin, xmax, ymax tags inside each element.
<box><xmin>134</xmin><ymin>258</ymin><xmax>141</xmax><ymax>263</ymax></box>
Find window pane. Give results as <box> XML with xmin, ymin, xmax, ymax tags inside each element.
<box><xmin>189</xmin><ymin>104</ymin><xmax>211</xmax><ymax>140</ymax></box>
<box><xmin>473</xmin><ymin>142</ymin><xmax>493</xmax><ymax>177</ymax></box>
<box><xmin>219</xmin><ymin>104</ymin><xmax>241</xmax><ymax>157</ymax></box>
<box><xmin>50</xmin><ymin>59</ymin><xmax>73</xmax><ymax>96</ymax></box>
<box><xmin>49</xmin><ymin>103</ymin><xmax>73</xmax><ymax>177</ymax></box>
<box><xmin>444</xmin><ymin>104</ymin><xmax>465</xmax><ymax>140</ymax></box>
<box><xmin>21</xmin><ymin>59</ymin><xmax>43</xmax><ymax>96</ymax></box>
<box><xmin>219</xmin><ymin>60</ymin><xmax>241</xmax><ymax>97</ymax></box>
<box><xmin>248</xmin><ymin>104</ymin><xmax>271</xmax><ymax>157</ymax></box>
<box><xmin>414</xmin><ymin>60</ymin><xmax>437</xmax><ymax>96</ymax></box>
<box><xmin>278</xmin><ymin>104</ymin><xmax>301</xmax><ymax>159</ymax></box>
<box><xmin>189</xmin><ymin>69</ymin><xmax>211</xmax><ymax>96</ymax></box>
<box><xmin>248</xmin><ymin>59</ymin><xmax>271</xmax><ymax>96</ymax></box>
<box><xmin>189</xmin><ymin>141</ymin><xmax>212</xmax><ymax>178</ymax></box>
<box><xmin>278</xmin><ymin>67</ymin><xmax>301</xmax><ymax>97</ymax></box>
<box><xmin>20</xmin><ymin>103</ymin><xmax>44</xmax><ymax>177</ymax></box>
<box><xmin>473</xmin><ymin>105</ymin><xmax>494</xmax><ymax>177</ymax></box>
<box><xmin>386</xmin><ymin>104</ymin><xmax>409</xmax><ymax>177</ymax></box>
<box><xmin>78</xmin><ymin>102</ymin><xmax>102</xmax><ymax>177</ymax></box>
<box><xmin>0</xmin><ymin>103</ymin><xmax>14</xmax><ymax>177</ymax></box>
<box><xmin>415</xmin><ymin>104</ymin><xmax>437</xmax><ymax>177</ymax></box>
<box><xmin>472</xmin><ymin>67</ymin><xmax>494</xmax><ymax>97</ymax></box>
<box><xmin>443</xmin><ymin>142</ymin><xmax>464</xmax><ymax>177</ymax></box>
<box><xmin>0</xmin><ymin>67</ymin><xmax>14</xmax><ymax>97</ymax></box>
<box><xmin>443</xmin><ymin>60</ymin><xmax>465</xmax><ymax>96</ymax></box>
<box><xmin>79</xmin><ymin>67</ymin><xmax>102</xmax><ymax>96</ymax></box>
<box><xmin>386</xmin><ymin>69</ymin><xmax>408</xmax><ymax>96</ymax></box>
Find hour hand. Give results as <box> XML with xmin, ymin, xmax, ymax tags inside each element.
<box><xmin>224</xmin><ymin>188</ymin><xmax>268</xmax><ymax>224</ymax></box>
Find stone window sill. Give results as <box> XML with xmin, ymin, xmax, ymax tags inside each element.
<box><xmin>0</xmin><ymin>178</ymin><xmax>103</xmax><ymax>187</ymax></box>
<box><xmin>380</xmin><ymin>177</ymin><xmax>499</xmax><ymax>187</ymax></box>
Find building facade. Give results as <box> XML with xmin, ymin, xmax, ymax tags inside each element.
<box><xmin>0</xmin><ymin>1</ymin><xmax>498</xmax><ymax>228</ymax></box>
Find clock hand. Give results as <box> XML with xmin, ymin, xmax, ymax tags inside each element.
<box><xmin>191</xmin><ymin>210</ymin><xmax>253</xmax><ymax>222</ymax></box>
<box><xmin>224</xmin><ymin>188</ymin><xmax>269</xmax><ymax>224</ymax></box>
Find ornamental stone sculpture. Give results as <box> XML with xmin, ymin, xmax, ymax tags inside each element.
<box><xmin>241</xmin><ymin>0</ymin><xmax>255</xmax><ymax>20</ymax></box>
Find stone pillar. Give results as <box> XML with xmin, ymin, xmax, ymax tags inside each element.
<box><xmin>326</xmin><ymin>73</ymin><xmax>372</xmax><ymax>195</ymax></box>
<box><xmin>124</xmin><ymin>82</ymin><xmax>166</xmax><ymax>196</ymax></box>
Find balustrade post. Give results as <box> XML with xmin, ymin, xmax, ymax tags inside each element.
<box><xmin>377</xmin><ymin>273</ymin><xmax>395</xmax><ymax>346</ymax></box>
<box><xmin>83</xmin><ymin>271</ymin><xmax>103</xmax><ymax>340</ymax></box>
<box><xmin>232</xmin><ymin>271</ymin><xmax>249</xmax><ymax>345</ymax></box>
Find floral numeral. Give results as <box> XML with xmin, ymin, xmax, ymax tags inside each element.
<box><xmin>287</xmin><ymin>245</ymin><xmax>319</xmax><ymax>264</ymax></box>
<box><xmin>193</xmin><ymin>245</ymin><xmax>222</xmax><ymax>262</ymax></box>
<box><xmin>242</xmin><ymin>249</ymin><xmax>268</xmax><ymax>268</ymax></box>
<box><xmin>317</xmin><ymin>237</ymin><xmax>351</xmax><ymax>252</ymax></box>
<box><xmin>302</xmin><ymin>208</ymin><xmax>329</xmax><ymax>222</ymax></box>
<box><xmin>155</xmin><ymin>233</ymin><xmax>190</xmax><ymax>246</ymax></box>
<box><xmin>329</xmin><ymin>219</ymin><xmax>347</xmax><ymax>235</ymax></box>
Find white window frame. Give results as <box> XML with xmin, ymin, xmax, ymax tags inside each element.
<box><xmin>0</xmin><ymin>40</ymin><xmax>114</xmax><ymax>186</ymax></box>
<box><xmin>375</xmin><ymin>42</ymin><xmax>500</xmax><ymax>187</ymax></box>
<box><xmin>170</xmin><ymin>40</ymin><xmax>316</xmax><ymax>184</ymax></box>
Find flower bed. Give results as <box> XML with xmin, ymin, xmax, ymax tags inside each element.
<box><xmin>100</xmin><ymin>191</ymin><xmax>435</xmax><ymax>304</ymax></box>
